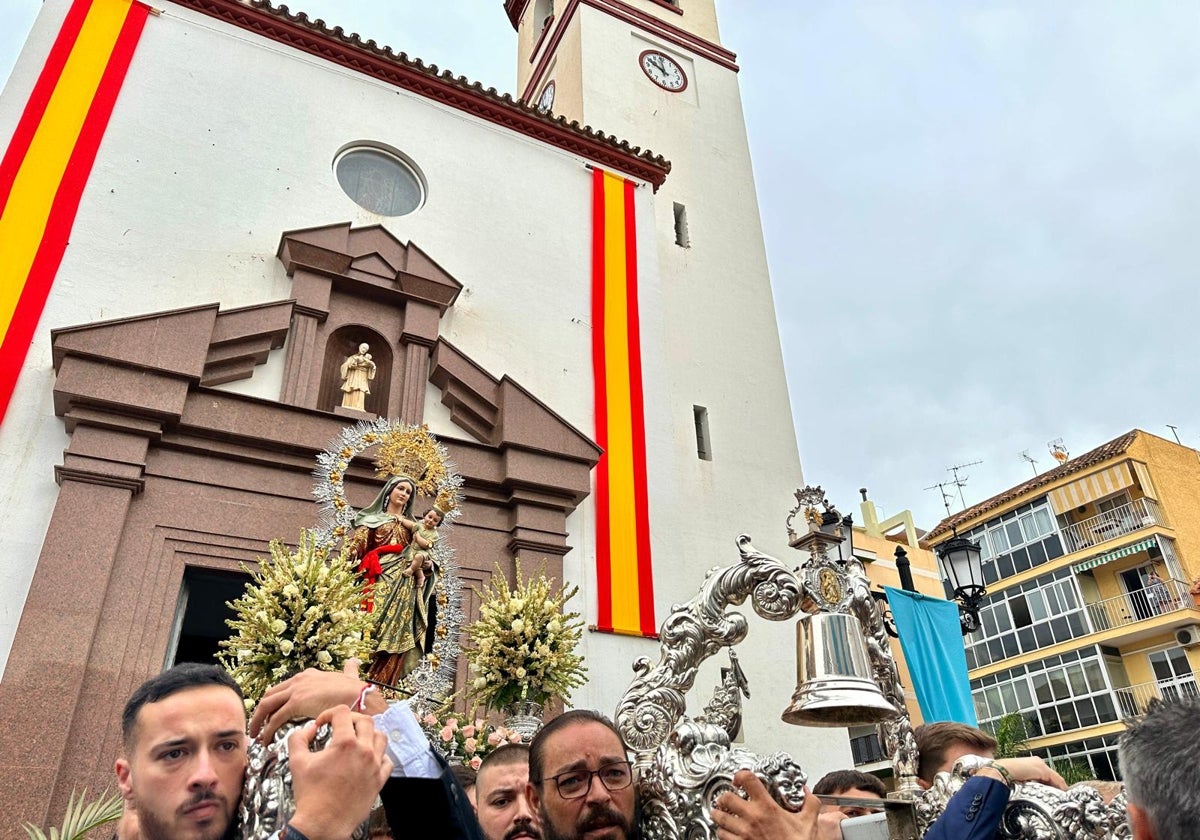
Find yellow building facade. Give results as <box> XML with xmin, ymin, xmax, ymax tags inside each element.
<box><xmin>926</xmin><ymin>430</ymin><xmax>1200</xmax><ymax>780</ymax></box>
<box><xmin>847</xmin><ymin>495</ymin><xmax>946</xmax><ymax>774</ymax></box>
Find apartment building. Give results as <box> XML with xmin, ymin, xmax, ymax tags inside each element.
<box><xmin>926</xmin><ymin>430</ymin><xmax>1200</xmax><ymax>780</ymax></box>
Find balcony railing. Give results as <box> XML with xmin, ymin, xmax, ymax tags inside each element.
<box><xmin>1084</xmin><ymin>577</ymin><xmax>1195</xmax><ymax>630</ymax></box>
<box><xmin>1114</xmin><ymin>678</ymin><xmax>1200</xmax><ymax>718</ymax></box>
<box><xmin>1060</xmin><ymin>498</ymin><xmax>1164</xmax><ymax>554</ymax></box>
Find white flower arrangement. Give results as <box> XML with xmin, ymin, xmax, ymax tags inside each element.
<box><xmin>219</xmin><ymin>530</ymin><xmax>374</xmax><ymax>702</ymax></box>
<box><xmin>464</xmin><ymin>560</ymin><xmax>587</xmax><ymax>710</ymax></box>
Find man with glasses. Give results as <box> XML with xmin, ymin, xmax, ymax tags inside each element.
<box><xmin>527</xmin><ymin>710</ymin><xmax>636</xmax><ymax>840</ymax></box>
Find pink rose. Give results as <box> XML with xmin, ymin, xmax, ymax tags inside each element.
<box><xmin>448</xmin><ymin>717</ymin><xmax>459</xmax><ymax>731</ymax></box>
<box><xmin>422</xmin><ymin>713</ymin><xmax>438</xmax><ymax>726</ymax></box>
<box><xmin>440</xmin><ymin>725</ymin><xmax>455</xmax><ymax>742</ymax></box>
<box><xmin>464</xmin><ymin>737</ymin><xmax>478</xmax><ymax>753</ymax></box>
<box><xmin>508</xmin><ymin>732</ymin><xmax>523</xmax><ymax>744</ymax></box>
<box><xmin>474</xmin><ymin>719</ymin><xmax>486</xmax><ymax>730</ymax></box>
<box><xmin>462</xmin><ymin>725</ymin><xmax>477</xmax><ymax>739</ymax></box>
<box><xmin>487</xmin><ymin>731</ymin><xmax>503</xmax><ymax>746</ymax></box>
<box><xmin>470</xmin><ymin>756</ymin><xmax>483</xmax><ymax>770</ymax></box>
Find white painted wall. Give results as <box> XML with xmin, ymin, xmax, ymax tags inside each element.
<box><xmin>0</xmin><ymin>0</ymin><xmax>851</xmax><ymax>781</ymax></box>
<box><xmin>563</xmin><ymin>6</ymin><xmax>854</xmax><ymax>777</ymax></box>
<box><xmin>0</xmin><ymin>0</ymin><xmax>614</xmax><ymax>677</ymax></box>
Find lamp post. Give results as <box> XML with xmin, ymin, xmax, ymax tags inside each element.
<box><xmin>935</xmin><ymin>532</ymin><xmax>986</xmax><ymax>634</ymax></box>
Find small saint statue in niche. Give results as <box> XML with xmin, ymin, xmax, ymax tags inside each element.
<box><xmin>339</xmin><ymin>343</ymin><xmax>376</xmax><ymax>411</ymax></box>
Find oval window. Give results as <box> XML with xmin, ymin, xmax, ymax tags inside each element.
<box><xmin>334</xmin><ymin>146</ymin><xmax>424</xmax><ymax>216</ymax></box>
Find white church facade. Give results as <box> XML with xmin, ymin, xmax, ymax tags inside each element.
<box><xmin>0</xmin><ymin>0</ymin><xmax>849</xmax><ymax>824</ymax></box>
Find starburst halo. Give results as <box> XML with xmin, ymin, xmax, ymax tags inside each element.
<box><xmin>312</xmin><ymin>418</ymin><xmax>466</xmax><ymax>705</ymax></box>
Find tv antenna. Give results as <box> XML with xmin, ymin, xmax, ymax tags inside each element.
<box><xmin>925</xmin><ymin>460</ymin><xmax>982</xmax><ymax>517</ymax></box>
<box><xmin>1020</xmin><ymin>450</ymin><xmax>1039</xmax><ymax>476</ymax></box>
<box><xmin>1048</xmin><ymin>438</ymin><xmax>1069</xmax><ymax>464</ymax></box>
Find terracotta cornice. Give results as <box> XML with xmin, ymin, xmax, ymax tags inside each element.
<box><xmin>171</xmin><ymin>0</ymin><xmax>669</xmax><ymax>188</ymax></box>
<box><xmin>505</xmin><ymin>0</ymin><xmax>531</xmax><ymax>30</ymax></box>
<box><xmin>522</xmin><ymin>0</ymin><xmax>738</xmax><ymax>102</ymax></box>
<box><xmin>647</xmin><ymin>0</ymin><xmax>683</xmax><ymax>15</ymax></box>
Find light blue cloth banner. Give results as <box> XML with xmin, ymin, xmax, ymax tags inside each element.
<box><xmin>884</xmin><ymin>586</ymin><xmax>976</xmax><ymax>726</ymax></box>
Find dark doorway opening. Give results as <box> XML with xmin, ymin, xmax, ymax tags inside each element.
<box><xmin>170</xmin><ymin>567</ymin><xmax>251</xmax><ymax>667</ymax></box>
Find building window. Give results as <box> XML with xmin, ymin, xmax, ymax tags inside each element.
<box><xmin>964</xmin><ymin>567</ymin><xmax>1088</xmax><ymax>669</ymax></box>
<box><xmin>334</xmin><ymin>145</ymin><xmax>425</xmax><ymax>216</ymax></box>
<box><xmin>959</xmin><ymin>497</ymin><xmax>1063</xmax><ymax>586</ymax></box>
<box><xmin>673</xmin><ymin>202</ymin><xmax>690</xmax><ymax>247</ymax></box>
<box><xmin>534</xmin><ymin>0</ymin><xmax>553</xmax><ymax>30</ymax></box>
<box><xmin>1148</xmin><ymin>648</ymin><xmax>1198</xmax><ymax>701</ymax></box>
<box><xmin>972</xmin><ymin>646</ymin><xmax>1120</xmax><ymax>743</ymax></box>
<box><xmin>694</xmin><ymin>405</ymin><xmax>711</xmax><ymax>461</ymax></box>
<box><xmin>1033</xmin><ymin>733</ymin><xmax>1121</xmax><ymax>781</ymax></box>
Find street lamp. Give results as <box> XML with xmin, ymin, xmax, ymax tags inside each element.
<box><xmin>936</xmin><ymin>532</ymin><xmax>985</xmax><ymax>634</ymax></box>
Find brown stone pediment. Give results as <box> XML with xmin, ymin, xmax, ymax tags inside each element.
<box><xmin>431</xmin><ymin>338</ymin><xmax>600</xmax><ymax>462</ymax></box>
<box><xmin>50</xmin><ymin>303</ymin><xmax>218</xmax><ymax>379</ymax></box>
<box><xmin>9</xmin><ymin>228</ymin><xmax>600</xmax><ymax>830</ymax></box>
<box><xmin>279</xmin><ymin>223</ymin><xmax>461</xmax><ymax>314</ymax></box>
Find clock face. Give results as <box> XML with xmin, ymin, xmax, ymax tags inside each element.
<box><xmin>639</xmin><ymin>50</ymin><xmax>687</xmax><ymax>92</ymax></box>
<box><xmin>537</xmin><ymin>80</ymin><xmax>556</xmax><ymax>112</ymax></box>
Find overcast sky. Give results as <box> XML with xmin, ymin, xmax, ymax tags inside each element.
<box><xmin>2</xmin><ymin>1</ymin><xmax>1198</xmax><ymax>532</ymax></box>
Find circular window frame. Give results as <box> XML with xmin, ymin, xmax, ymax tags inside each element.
<box><xmin>333</xmin><ymin>142</ymin><xmax>428</xmax><ymax>217</ymax></box>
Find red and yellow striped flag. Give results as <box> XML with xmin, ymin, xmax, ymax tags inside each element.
<box><xmin>591</xmin><ymin>168</ymin><xmax>656</xmax><ymax>637</ymax></box>
<box><xmin>0</xmin><ymin>0</ymin><xmax>150</xmax><ymax>424</ymax></box>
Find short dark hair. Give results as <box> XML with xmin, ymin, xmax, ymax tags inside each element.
<box><xmin>812</xmin><ymin>770</ymin><xmax>886</xmax><ymax>799</ymax></box>
<box><xmin>1120</xmin><ymin>697</ymin><xmax>1200</xmax><ymax>840</ymax></box>
<box><xmin>450</xmin><ymin>763</ymin><xmax>477</xmax><ymax>792</ymax></box>
<box><xmin>913</xmin><ymin>722</ymin><xmax>997</xmax><ymax>783</ymax></box>
<box><xmin>481</xmin><ymin>743</ymin><xmax>530</xmax><ymax>772</ymax></box>
<box><xmin>122</xmin><ymin>663</ymin><xmax>243</xmax><ymax>749</ymax></box>
<box><xmin>528</xmin><ymin>709</ymin><xmax>627</xmax><ymax>786</ymax></box>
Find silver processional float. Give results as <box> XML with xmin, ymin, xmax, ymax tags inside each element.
<box><xmin>614</xmin><ymin>486</ymin><xmax>1130</xmax><ymax>840</ymax></box>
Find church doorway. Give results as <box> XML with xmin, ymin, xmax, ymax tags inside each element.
<box><xmin>167</xmin><ymin>567</ymin><xmax>251</xmax><ymax>667</ymax></box>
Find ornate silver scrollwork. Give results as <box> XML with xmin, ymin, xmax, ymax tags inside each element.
<box><xmin>615</xmin><ymin>486</ymin><xmax>1131</xmax><ymax>839</ymax></box>
<box><xmin>917</xmin><ymin>759</ymin><xmax>1128</xmax><ymax>840</ymax></box>
<box><xmin>615</xmin><ymin>534</ymin><xmax>803</xmax><ymax>761</ymax></box>
<box><xmin>239</xmin><ymin>721</ymin><xmax>367</xmax><ymax>840</ymax></box>
<box><xmin>639</xmin><ymin>718</ymin><xmax>807</xmax><ymax>840</ymax></box>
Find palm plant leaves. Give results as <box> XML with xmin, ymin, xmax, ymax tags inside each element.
<box><xmin>22</xmin><ymin>788</ymin><xmax>124</xmax><ymax>840</ymax></box>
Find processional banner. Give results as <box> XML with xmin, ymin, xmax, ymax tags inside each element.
<box><xmin>885</xmin><ymin>586</ymin><xmax>978</xmax><ymax>725</ymax></box>
<box><xmin>0</xmin><ymin>0</ymin><xmax>150</xmax><ymax>423</ymax></box>
<box><xmin>591</xmin><ymin>168</ymin><xmax>656</xmax><ymax>637</ymax></box>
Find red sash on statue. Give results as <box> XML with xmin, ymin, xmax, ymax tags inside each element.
<box><xmin>358</xmin><ymin>543</ymin><xmax>407</xmax><ymax>612</ymax></box>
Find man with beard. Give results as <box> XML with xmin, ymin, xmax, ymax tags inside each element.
<box><xmin>527</xmin><ymin>711</ymin><xmax>636</xmax><ymax>840</ymax></box>
<box><xmin>476</xmin><ymin>744</ymin><xmax>541</xmax><ymax>840</ymax></box>
<box><xmin>115</xmin><ymin>663</ymin><xmax>391</xmax><ymax>840</ymax></box>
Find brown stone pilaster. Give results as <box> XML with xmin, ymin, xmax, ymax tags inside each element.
<box><xmin>0</xmin><ymin>410</ymin><xmax>155</xmax><ymax>828</ymax></box>
<box><xmin>281</xmin><ymin>303</ymin><xmax>327</xmax><ymax>405</ymax></box>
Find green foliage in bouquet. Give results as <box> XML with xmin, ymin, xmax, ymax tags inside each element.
<box><xmin>219</xmin><ymin>530</ymin><xmax>374</xmax><ymax>702</ymax></box>
<box><xmin>464</xmin><ymin>560</ymin><xmax>587</xmax><ymax>710</ymax></box>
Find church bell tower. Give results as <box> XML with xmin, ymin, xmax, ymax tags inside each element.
<box><xmin>502</xmin><ymin>0</ymin><xmax>841</xmax><ymax>768</ymax></box>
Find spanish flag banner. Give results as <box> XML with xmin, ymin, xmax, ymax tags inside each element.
<box><xmin>0</xmin><ymin>0</ymin><xmax>150</xmax><ymax>424</ymax></box>
<box><xmin>592</xmin><ymin>168</ymin><xmax>656</xmax><ymax>637</ymax></box>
